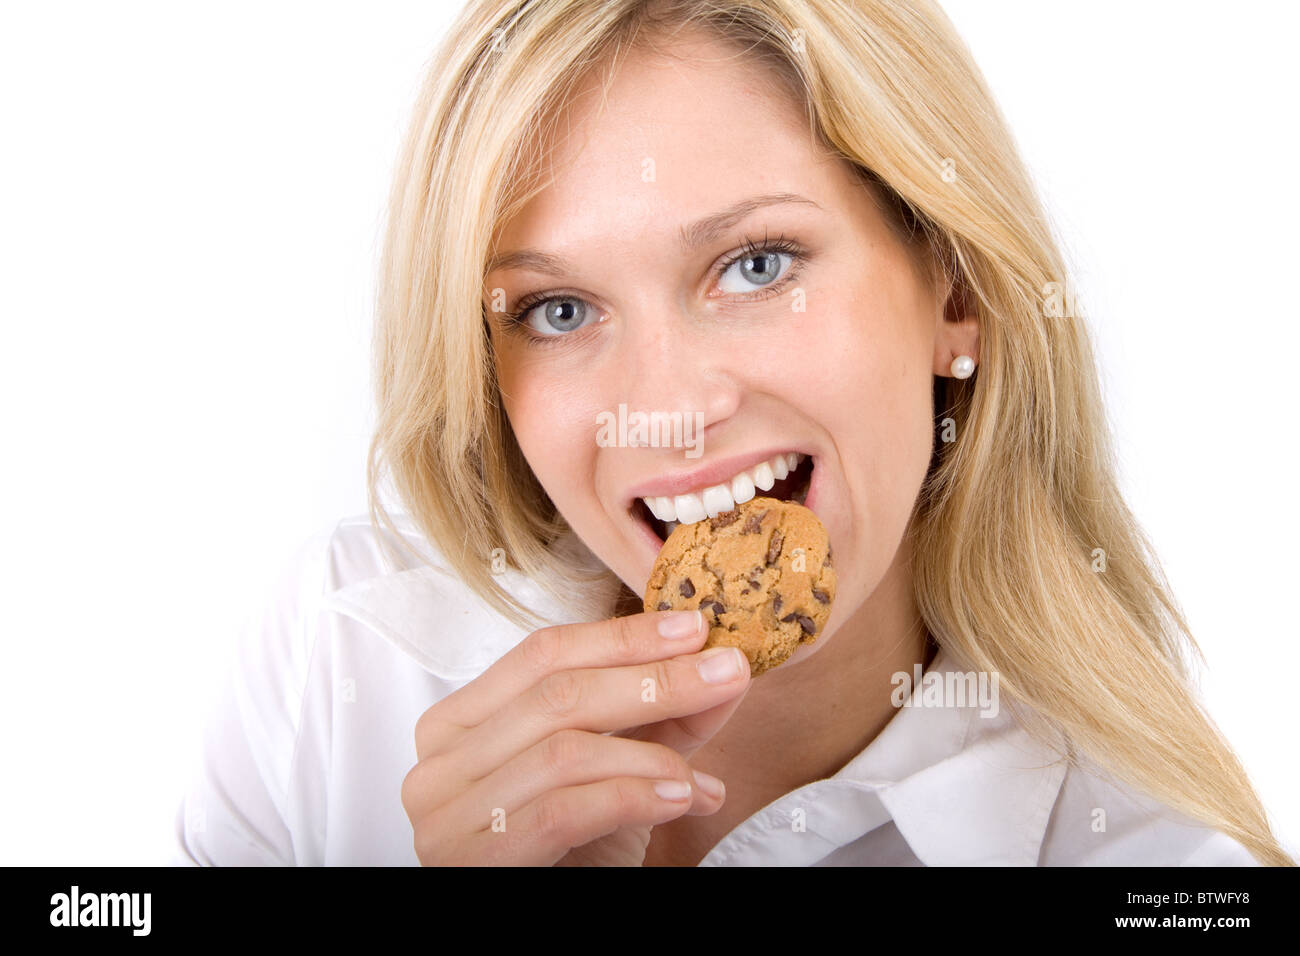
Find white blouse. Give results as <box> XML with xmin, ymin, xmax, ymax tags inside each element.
<box><xmin>169</xmin><ymin>513</ymin><xmax>1260</xmax><ymax>866</ymax></box>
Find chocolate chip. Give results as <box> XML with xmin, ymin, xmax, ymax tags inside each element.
<box><xmin>778</xmin><ymin>611</ymin><xmax>816</xmax><ymax>635</ymax></box>
<box><xmin>742</xmin><ymin>509</ymin><xmax>768</xmax><ymax>534</ymax></box>
<box><xmin>656</xmin><ymin>601</ymin><xmax>671</xmax><ymax>611</ymax></box>
<box><xmin>812</xmin><ymin>589</ymin><xmax>829</xmax><ymax>604</ymax></box>
<box><xmin>825</xmin><ymin>544</ymin><xmax>833</xmax><ymax>567</ymax></box>
<box><xmin>679</xmin><ymin>578</ymin><xmax>695</xmax><ymax>598</ymax></box>
<box><xmin>740</xmin><ymin>588</ymin><xmax>750</xmax><ymax>595</ymax></box>
<box><xmin>709</xmin><ymin>510</ymin><xmax>741</xmax><ymax>530</ymax></box>
<box><xmin>772</xmin><ymin>592</ymin><xmax>783</xmax><ymax>615</ymax></box>
<box><xmin>765</xmin><ymin>529</ymin><xmax>784</xmax><ymax>566</ymax></box>
<box><xmin>698</xmin><ymin>597</ymin><xmax>725</xmax><ymax>619</ymax></box>
<box><xmin>747</xmin><ymin>578</ymin><xmax>761</xmax><ymax>591</ymax></box>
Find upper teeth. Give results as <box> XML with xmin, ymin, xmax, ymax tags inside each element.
<box><xmin>642</xmin><ymin>452</ymin><xmax>806</xmax><ymax>526</ymax></box>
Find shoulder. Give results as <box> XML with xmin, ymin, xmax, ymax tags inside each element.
<box><xmin>217</xmin><ymin>510</ymin><xmax>460</xmax><ymax>761</ymax></box>
<box><xmin>1041</xmin><ymin>754</ymin><xmax>1262</xmax><ymax>866</ymax></box>
<box><xmin>265</xmin><ymin>510</ymin><xmax>477</xmax><ymax>623</ymax></box>
<box><xmin>172</xmin><ymin>513</ymin><xmax>466</xmax><ymax>865</ymax></box>
<box><xmin>229</xmin><ymin>515</ymin><xmax>423</xmax><ymax>668</ymax></box>
<box><xmin>240</xmin><ymin>513</ymin><xmax>431</xmax><ymax>624</ymax></box>
<box><xmin>312</xmin><ymin>512</ymin><xmax>603</xmax><ymax>683</ymax></box>
<box><xmin>320</xmin><ymin>511</ymin><xmax>453</xmax><ymax>587</ymax></box>
<box><xmin>316</xmin><ymin>514</ymin><xmax>626</xmax><ymax>678</ymax></box>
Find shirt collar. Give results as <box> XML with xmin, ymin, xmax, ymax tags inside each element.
<box><xmin>322</xmin><ymin>522</ymin><xmax>1068</xmax><ymax>864</ymax></box>
<box><xmin>698</xmin><ymin>648</ymin><xmax>1069</xmax><ymax>865</ymax></box>
<box><xmin>848</xmin><ymin>645</ymin><xmax>1068</xmax><ymax>866</ymax></box>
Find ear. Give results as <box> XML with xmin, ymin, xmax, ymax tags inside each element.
<box><xmin>933</xmin><ymin>265</ymin><xmax>979</xmax><ymax>377</ymax></box>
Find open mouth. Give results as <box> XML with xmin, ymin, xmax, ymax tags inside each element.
<box><xmin>633</xmin><ymin>454</ymin><xmax>815</xmax><ymax>544</ymax></box>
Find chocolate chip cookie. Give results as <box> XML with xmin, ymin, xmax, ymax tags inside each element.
<box><xmin>642</xmin><ymin>496</ymin><xmax>835</xmax><ymax>676</ymax></box>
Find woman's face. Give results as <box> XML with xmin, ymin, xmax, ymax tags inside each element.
<box><xmin>484</xmin><ymin>36</ymin><xmax>976</xmax><ymax>663</ymax></box>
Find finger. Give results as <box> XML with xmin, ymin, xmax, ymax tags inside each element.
<box><xmin>454</xmin><ymin>776</ymin><xmax>701</xmax><ymax>866</ymax></box>
<box><xmin>431</xmin><ymin>729</ymin><xmax>725</xmax><ymax>834</ymax></box>
<box><xmin>417</xmin><ymin>610</ymin><xmax>708</xmax><ymax>754</ymax></box>
<box><xmin>454</xmin><ymin>644</ymin><xmax>752</xmax><ymax>779</ymax></box>
<box><xmin>621</xmin><ymin>677</ymin><xmax>755</xmax><ymax>760</ymax></box>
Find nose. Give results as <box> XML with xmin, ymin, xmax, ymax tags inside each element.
<box><xmin>615</xmin><ymin>302</ymin><xmax>741</xmax><ymax>450</ymax></box>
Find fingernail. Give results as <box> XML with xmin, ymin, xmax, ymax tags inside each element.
<box><xmin>658</xmin><ymin>609</ymin><xmax>702</xmax><ymax>639</ymax></box>
<box><xmin>653</xmin><ymin>779</ymin><xmax>692</xmax><ymax>801</ymax></box>
<box><xmin>697</xmin><ymin>646</ymin><xmax>746</xmax><ymax>684</ymax></box>
<box><xmin>692</xmin><ymin>770</ymin><xmax>725</xmax><ymax>800</ymax></box>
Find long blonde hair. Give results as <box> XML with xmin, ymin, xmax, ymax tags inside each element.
<box><xmin>365</xmin><ymin>0</ymin><xmax>1293</xmax><ymax>865</ymax></box>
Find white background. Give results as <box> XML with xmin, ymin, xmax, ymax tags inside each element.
<box><xmin>1</xmin><ymin>0</ymin><xmax>1295</xmax><ymax>865</ymax></box>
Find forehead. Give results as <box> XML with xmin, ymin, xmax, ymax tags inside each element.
<box><xmin>494</xmin><ymin>35</ymin><xmax>855</xmax><ymax>251</ymax></box>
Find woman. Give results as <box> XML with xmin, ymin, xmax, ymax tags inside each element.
<box><xmin>172</xmin><ymin>0</ymin><xmax>1293</xmax><ymax>866</ymax></box>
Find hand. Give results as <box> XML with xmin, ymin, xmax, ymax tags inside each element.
<box><xmin>400</xmin><ymin>609</ymin><xmax>752</xmax><ymax>865</ymax></box>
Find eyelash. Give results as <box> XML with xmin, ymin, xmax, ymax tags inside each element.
<box><xmin>503</xmin><ymin>232</ymin><xmax>808</xmax><ymax>348</ymax></box>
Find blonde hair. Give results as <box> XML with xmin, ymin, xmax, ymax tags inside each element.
<box><xmin>365</xmin><ymin>0</ymin><xmax>1293</xmax><ymax>865</ymax></box>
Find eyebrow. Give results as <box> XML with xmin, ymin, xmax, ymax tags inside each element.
<box><xmin>485</xmin><ymin>192</ymin><xmax>821</xmax><ymax>277</ymax></box>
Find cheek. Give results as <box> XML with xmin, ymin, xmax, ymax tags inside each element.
<box><xmin>494</xmin><ymin>349</ymin><xmax>599</xmax><ymax>493</ymax></box>
<box><xmin>797</xmin><ymin>294</ymin><xmax>932</xmax><ymax>446</ymax></box>
<box><xmin>798</xmin><ymin>292</ymin><xmax>935</xmax><ymax>543</ymax></box>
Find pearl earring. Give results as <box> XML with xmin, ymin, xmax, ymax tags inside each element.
<box><xmin>950</xmin><ymin>355</ymin><xmax>976</xmax><ymax>379</ymax></box>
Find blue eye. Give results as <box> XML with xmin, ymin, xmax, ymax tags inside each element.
<box><xmin>717</xmin><ymin>248</ymin><xmax>793</xmax><ymax>292</ymax></box>
<box><xmin>714</xmin><ymin>234</ymin><xmax>805</xmax><ymax>296</ymax></box>
<box><xmin>504</xmin><ymin>233</ymin><xmax>807</xmax><ymax>346</ymax></box>
<box><xmin>513</xmin><ymin>296</ymin><xmax>596</xmax><ymax>337</ymax></box>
